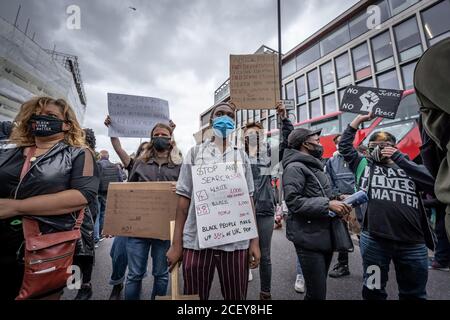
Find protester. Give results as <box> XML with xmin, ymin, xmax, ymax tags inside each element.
<box><xmin>103</xmin><ymin>116</ymin><xmax>151</xmax><ymax>299</ymax></box>
<box><xmin>340</xmin><ymin>113</ymin><xmax>436</xmax><ymax>300</ymax></box>
<box><xmin>167</xmin><ymin>102</ymin><xmax>261</xmax><ymax>300</ymax></box>
<box><xmin>294</xmin><ymin>257</ymin><xmax>305</xmax><ymax>294</ymax></box>
<box><xmin>73</xmin><ymin>128</ymin><xmax>100</xmax><ymax>300</ymax></box>
<box><xmin>326</xmin><ymin>134</ymin><xmax>356</xmax><ymax>278</ymax></box>
<box><xmin>95</xmin><ymin>150</ymin><xmax>123</xmax><ymax>244</ymax></box>
<box><xmin>243</xmin><ymin>102</ymin><xmax>292</xmax><ymax>300</ymax></box>
<box><xmin>414</xmin><ymin>38</ymin><xmax>450</xmax><ymax>239</ymax></box>
<box><xmin>0</xmin><ymin>97</ymin><xmax>98</xmax><ymax>300</ymax></box>
<box><xmin>125</xmin><ymin>123</ymin><xmax>182</xmax><ymax>300</ymax></box>
<box><xmin>282</xmin><ymin>127</ymin><xmax>352</xmax><ymax>300</ymax></box>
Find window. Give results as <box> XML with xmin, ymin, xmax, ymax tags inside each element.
<box><xmin>296</xmin><ymin>43</ymin><xmax>321</xmax><ymax>71</ymax></box>
<box><xmin>310</xmin><ymin>118</ymin><xmax>340</xmax><ymax>136</ymax></box>
<box><xmin>338</xmin><ymin>88</ymin><xmax>347</xmax><ymax>104</ymax></box>
<box><xmin>248</xmin><ymin>110</ymin><xmax>254</xmax><ymax>122</ymax></box>
<box><xmin>349</xmin><ymin>1</ymin><xmax>391</xmax><ymax>40</ymax></box>
<box><xmin>421</xmin><ymin>0</ymin><xmax>450</xmax><ymax>46</ymax></box>
<box><xmin>377</xmin><ymin>69</ymin><xmax>399</xmax><ymax>89</ymax></box>
<box><xmin>297</xmin><ymin>104</ymin><xmax>308</xmax><ymax>122</ymax></box>
<box><xmin>285</xmin><ymin>81</ymin><xmax>295</xmax><ymax>100</ymax></box>
<box><xmin>282</xmin><ymin>58</ymin><xmax>296</xmax><ymax>79</ymax></box>
<box><xmin>320</xmin><ymin>25</ymin><xmax>351</xmax><ymax>56</ymax></box>
<box><xmin>296</xmin><ymin>76</ymin><xmax>307</xmax><ymax>104</ymax></box>
<box><xmin>310</xmin><ymin>99</ymin><xmax>321</xmax><ymax>119</ymax></box>
<box><xmin>357</xmin><ymin>78</ymin><xmax>375</xmax><ymax>87</ymax></box>
<box><xmin>394</xmin><ymin>17</ymin><xmax>422</xmax><ymax>62</ymax></box>
<box><xmin>363</xmin><ymin>121</ymin><xmax>415</xmax><ymax>145</ymax></box>
<box><xmin>389</xmin><ymin>0</ymin><xmax>420</xmax><ymax>16</ymax></box>
<box><xmin>261</xmin><ymin>118</ymin><xmax>267</xmax><ymax>130</ymax></box>
<box><xmin>320</xmin><ymin>61</ymin><xmax>335</xmax><ymax>93</ymax></box>
<box><xmin>269</xmin><ymin>116</ymin><xmax>277</xmax><ymax>130</ymax></box>
<box><xmin>261</xmin><ymin>110</ymin><xmax>268</xmax><ymax>119</ymax></box>
<box><xmin>352</xmin><ymin>43</ymin><xmax>372</xmax><ymax>80</ymax></box>
<box><xmin>324</xmin><ymin>94</ymin><xmax>337</xmax><ymax>115</ymax></box>
<box><xmin>341</xmin><ymin>112</ymin><xmax>355</xmax><ymax>130</ymax></box>
<box><xmin>288</xmin><ymin>109</ymin><xmax>297</xmax><ymax>123</ymax></box>
<box><xmin>254</xmin><ymin>110</ymin><xmax>261</xmax><ymax>122</ymax></box>
<box><xmin>308</xmin><ymin>69</ymin><xmax>320</xmax><ymax>99</ymax></box>
<box><xmin>269</xmin><ymin>108</ymin><xmax>276</xmax><ymax>116</ymax></box>
<box><xmin>237</xmin><ymin>110</ymin><xmax>242</xmax><ymax>126</ymax></box>
<box><xmin>401</xmin><ymin>61</ymin><xmax>417</xmax><ymax>90</ymax></box>
<box><xmin>371</xmin><ymin>31</ymin><xmax>395</xmax><ymax>72</ymax></box>
<box><xmin>380</xmin><ymin>92</ymin><xmax>420</xmax><ymax>125</ymax></box>
<box><xmin>335</xmin><ymin>53</ymin><xmax>352</xmax><ymax>87</ymax></box>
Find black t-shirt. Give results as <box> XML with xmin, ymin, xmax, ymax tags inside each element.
<box><xmin>360</xmin><ymin>163</ymin><xmax>424</xmax><ymax>243</ymax></box>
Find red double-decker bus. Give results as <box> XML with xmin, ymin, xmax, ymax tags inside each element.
<box><xmin>268</xmin><ymin>89</ymin><xmax>422</xmax><ymax>161</ymax></box>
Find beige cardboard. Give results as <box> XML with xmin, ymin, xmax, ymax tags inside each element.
<box><xmin>230</xmin><ymin>53</ymin><xmax>280</xmax><ymax>110</ymax></box>
<box><xmin>103</xmin><ymin>182</ymin><xmax>177</xmax><ymax>240</ymax></box>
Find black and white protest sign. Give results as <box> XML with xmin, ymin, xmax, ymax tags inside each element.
<box><xmin>107</xmin><ymin>93</ymin><xmax>170</xmax><ymax>138</ymax></box>
<box><xmin>339</xmin><ymin>86</ymin><xmax>404</xmax><ymax>119</ymax></box>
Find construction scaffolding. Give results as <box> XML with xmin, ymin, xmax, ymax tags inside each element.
<box><xmin>0</xmin><ymin>17</ymin><xmax>87</xmax><ymax>123</ymax></box>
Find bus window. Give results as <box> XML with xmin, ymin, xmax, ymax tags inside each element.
<box><xmin>362</xmin><ymin>121</ymin><xmax>415</xmax><ymax>145</ymax></box>
<box><xmin>310</xmin><ymin>118</ymin><xmax>339</xmax><ymax>136</ymax></box>
<box><xmin>379</xmin><ymin>93</ymin><xmax>420</xmax><ymax>125</ymax></box>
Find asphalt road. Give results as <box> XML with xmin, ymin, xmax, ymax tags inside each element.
<box><xmin>63</xmin><ymin>227</ymin><xmax>450</xmax><ymax>300</ymax></box>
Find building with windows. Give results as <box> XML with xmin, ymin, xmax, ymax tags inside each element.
<box><xmin>0</xmin><ymin>17</ymin><xmax>87</xmax><ymax>123</ymax></box>
<box><xmin>199</xmin><ymin>0</ymin><xmax>450</xmax><ymax>145</ymax></box>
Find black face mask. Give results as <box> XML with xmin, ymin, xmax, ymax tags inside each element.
<box><xmin>305</xmin><ymin>142</ymin><xmax>324</xmax><ymax>159</ymax></box>
<box><xmin>29</xmin><ymin>115</ymin><xmax>65</xmax><ymax>137</ymax></box>
<box><xmin>153</xmin><ymin>136</ymin><xmax>171</xmax><ymax>152</ymax></box>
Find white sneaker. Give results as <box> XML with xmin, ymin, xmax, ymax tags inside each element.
<box><xmin>248</xmin><ymin>269</ymin><xmax>253</xmax><ymax>282</ymax></box>
<box><xmin>294</xmin><ymin>274</ymin><xmax>305</xmax><ymax>293</ymax></box>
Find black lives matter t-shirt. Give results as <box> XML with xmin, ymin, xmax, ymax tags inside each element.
<box><xmin>360</xmin><ymin>163</ymin><xmax>424</xmax><ymax>244</ymax></box>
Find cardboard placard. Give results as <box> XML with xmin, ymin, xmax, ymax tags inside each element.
<box><xmin>103</xmin><ymin>182</ymin><xmax>177</xmax><ymax>240</ymax></box>
<box><xmin>107</xmin><ymin>93</ymin><xmax>170</xmax><ymax>138</ymax></box>
<box><xmin>339</xmin><ymin>85</ymin><xmax>404</xmax><ymax>119</ymax></box>
<box><xmin>230</xmin><ymin>53</ymin><xmax>280</xmax><ymax>110</ymax></box>
<box><xmin>192</xmin><ymin>162</ymin><xmax>258</xmax><ymax>249</ymax></box>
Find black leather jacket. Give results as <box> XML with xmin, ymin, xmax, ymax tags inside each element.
<box><xmin>0</xmin><ymin>142</ymin><xmax>99</xmax><ymax>257</ymax></box>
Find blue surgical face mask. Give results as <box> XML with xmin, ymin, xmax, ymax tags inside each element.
<box><xmin>212</xmin><ymin>115</ymin><xmax>235</xmax><ymax>139</ymax></box>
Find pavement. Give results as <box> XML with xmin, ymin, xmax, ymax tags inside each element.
<box><xmin>63</xmin><ymin>227</ymin><xmax>450</xmax><ymax>300</ymax></box>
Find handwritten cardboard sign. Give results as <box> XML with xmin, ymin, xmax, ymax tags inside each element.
<box><xmin>103</xmin><ymin>182</ymin><xmax>177</xmax><ymax>240</ymax></box>
<box><xmin>339</xmin><ymin>86</ymin><xmax>404</xmax><ymax>119</ymax></box>
<box><xmin>192</xmin><ymin>162</ymin><xmax>258</xmax><ymax>249</ymax></box>
<box><xmin>107</xmin><ymin>93</ymin><xmax>170</xmax><ymax>138</ymax></box>
<box><xmin>230</xmin><ymin>53</ymin><xmax>280</xmax><ymax>110</ymax></box>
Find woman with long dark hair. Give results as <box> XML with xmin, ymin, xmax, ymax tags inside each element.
<box><xmin>125</xmin><ymin>122</ymin><xmax>181</xmax><ymax>300</ymax></box>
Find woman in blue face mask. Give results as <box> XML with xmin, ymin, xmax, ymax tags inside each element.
<box><xmin>167</xmin><ymin>102</ymin><xmax>262</xmax><ymax>301</ymax></box>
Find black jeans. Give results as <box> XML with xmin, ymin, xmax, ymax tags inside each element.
<box><xmin>337</xmin><ymin>252</ymin><xmax>349</xmax><ymax>266</ymax></box>
<box><xmin>295</xmin><ymin>248</ymin><xmax>333</xmax><ymax>300</ymax></box>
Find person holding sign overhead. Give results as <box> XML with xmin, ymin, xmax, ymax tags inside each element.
<box><xmin>167</xmin><ymin>102</ymin><xmax>260</xmax><ymax>300</ymax></box>
<box><xmin>340</xmin><ymin>113</ymin><xmax>435</xmax><ymax>300</ymax></box>
<box><xmin>124</xmin><ymin>123</ymin><xmax>182</xmax><ymax>300</ymax></box>
<box><xmin>243</xmin><ymin>101</ymin><xmax>293</xmax><ymax>300</ymax></box>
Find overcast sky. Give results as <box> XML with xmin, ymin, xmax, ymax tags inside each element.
<box><xmin>0</xmin><ymin>0</ymin><xmax>358</xmax><ymax>162</ymax></box>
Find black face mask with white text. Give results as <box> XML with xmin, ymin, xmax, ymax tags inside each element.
<box><xmin>29</xmin><ymin>115</ymin><xmax>65</xmax><ymax>137</ymax></box>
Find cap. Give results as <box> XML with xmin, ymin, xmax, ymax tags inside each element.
<box><xmin>288</xmin><ymin>128</ymin><xmax>322</xmax><ymax>149</ymax></box>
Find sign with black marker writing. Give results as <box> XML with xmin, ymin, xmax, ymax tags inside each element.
<box><xmin>107</xmin><ymin>93</ymin><xmax>170</xmax><ymax>138</ymax></box>
<box><xmin>192</xmin><ymin>162</ymin><xmax>258</xmax><ymax>249</ymax></box>
<box><xmin>339</xmin><ymin>86</ymin><xmax>404</xmax><ymax>119</ymax></box>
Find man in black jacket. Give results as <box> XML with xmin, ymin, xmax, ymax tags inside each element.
<box><xmin>340</xmin><ymin>113</ymin><xmax>435</xmax><ymax>300</ymax></box>
<box><xmin>282</xmin><ymin>128</ymin><xmax>352</xmax><ymax>300</ymax></box>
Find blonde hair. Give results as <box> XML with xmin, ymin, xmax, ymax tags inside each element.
<box><xmin>138</xmin><ymin>123</ymin><xmax>182</xmax><ymax>165</ymax></box>
<box><xmin>9</xmin><ymin>97</ymin><xmax>86</xmax><ymax>148</ymax></box>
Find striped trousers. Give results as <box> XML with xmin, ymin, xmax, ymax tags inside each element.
<box><xmin>182</xmin><ymin>249</ymin><xmax>249</xmax><ymax>300</ymax></box>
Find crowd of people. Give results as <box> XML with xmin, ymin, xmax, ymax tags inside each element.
<box><xmin>0</xmin><ymin>39</ymin><xmax>449</xmax><ymax>301</ymax></box>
